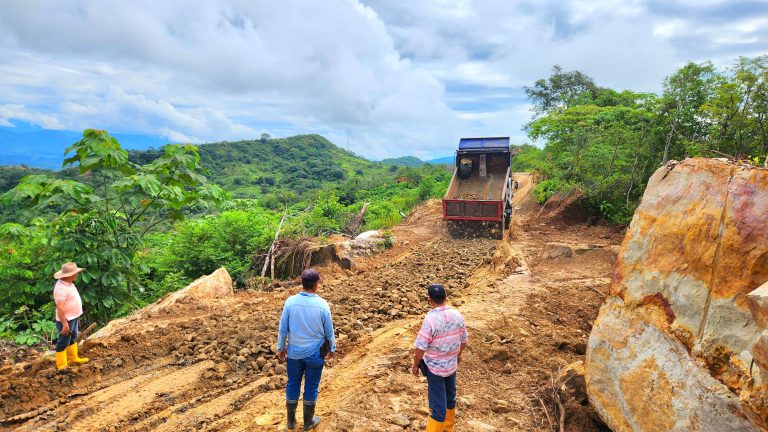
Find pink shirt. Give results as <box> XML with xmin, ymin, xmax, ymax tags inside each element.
<box><xmin>414</xmin><ymin>305</ymin><xmax>468</xmax><ymax>377</ymax></box>
<box><xmin>53</xmin><ymin>280</ymin><xmax>83</xmax><ymax>322</ymax></box>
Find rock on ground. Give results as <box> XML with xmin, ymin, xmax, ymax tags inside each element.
<box><xmin>586</xmin><ymin>158</ymin><xmax>768</xmax><ymax>431</ymax></box>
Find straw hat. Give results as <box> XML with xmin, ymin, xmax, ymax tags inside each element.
<box><xmin>54</xmin><ymin>262</ymin><xmax>85</xmax><ymax>279</ymax></box>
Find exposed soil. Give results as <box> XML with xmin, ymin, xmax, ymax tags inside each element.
<box><xmin>0</xmin><ymin>173</ymin><xmax>623</xmax><ymax>431</ymax></box>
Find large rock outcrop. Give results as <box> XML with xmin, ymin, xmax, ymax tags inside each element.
<box><xmin>586</xmin><ymin>158</ymin><xmax>768</xmax><ymax>431</ymax></box>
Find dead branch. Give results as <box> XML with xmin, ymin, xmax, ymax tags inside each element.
<box><xmin>538</xmin><ymin>396</ymin><xmax>554</xmax><ymax>432</ymax></box>
<box><xmin>347</xmin><ymin>202</ymin><xmax>370</xmax><ymax>235</ymax></box>
<box><xmin>556</xmin><ymin>387</ymin><xmax>566</xmax><ymax>432</ymax></box>
<box><xmin>588</xmin><ymin>286</ymin><xmax>606</xmax><ymax>297</ymax></box>
<box><xmin>261</xmin><ymin>214</ymin><xmax>286</xmax><ymax>279</ymax></box>
<box><xmin>77</xmin><ymin>322</ymin><xmax>98</xmax><ymax>343</ymax></box>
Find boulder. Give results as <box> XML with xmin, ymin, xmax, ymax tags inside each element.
<box><xmin>557</xmin><ymin>361</ymin><xmax>587</xmax><ymax>404</ymax></box>
<box><xmin>586</xmin><ymin>159</ymin><xmax>768</xmax><ymax>431</ymax></box>
<box><xmin>336</xmin><ymin>230</ymin><xmax>394</xmax><ymax>260</ymax></box>
<box><xmin>542</xmin><ymin>242</ymin><xmax>574</xmax><ymax>260</ymax></box>
<box><xmin>91</xmin><ymin>268</ymin><xmax>233</xmax><ymax>340</ymax></box>
<box><xmin>355</xmin><ymin>230</ymin><xmax>382</xmax><ymax>240</ymax></box>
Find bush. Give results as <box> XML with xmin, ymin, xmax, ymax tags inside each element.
<box><xmin>140</xmin><ymin>209</ymin><xmax>280</xmax><ymax>287</ymax></box>
<box><xmin>364</xmin><ymin>202</ymin><xmax>402</xmax><ymax>230</ymax></box>
<box><xmin>532</xmin><ymin>178</ymin><xmax>571</xmax><ymax>204</ymax></box>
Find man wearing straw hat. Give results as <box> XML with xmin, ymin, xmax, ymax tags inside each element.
<box><xmin>53</xmin><ymin>262</ymin><xmax>89</xmax><ymax>370</ymax></box>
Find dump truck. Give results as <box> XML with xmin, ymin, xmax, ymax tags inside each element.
<box><xmin>442</xmin><ymin>137</ymin><xmax>515</xmax><ymax>239</ymax></box>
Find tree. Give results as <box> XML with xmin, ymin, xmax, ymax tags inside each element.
<box><xmin>660</xmin><ymin>61</ymin><xmax>722</xmax><ymax>161</ymax></box>
<box><xmin>524</xmin><ymin>65</ymin><xmax>600</xmax><ymax>117</ymax></box>
<box><xmin>703</xmin><ymin>56</ymin><xmax>768</xmax><ymax>158</ymax></box>
<box><xmin>2</xmin><ymin>130</ymin><xmax>227</xmax><ymax>323</ymax></box>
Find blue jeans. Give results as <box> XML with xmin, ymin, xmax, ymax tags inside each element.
<box><xmin>286</xmin><ymin>349</ymin><xmax>324</xmax><ymax>403</ymax></box>
<box><xmin>55</xmin><ymin>318</ymin><xmax>79</xmax><ymax>352</ymax></box>
<box><xmin>420</xmin><ymin>360</ymin><xmax>457</xmax><ymax>422</ymax></box>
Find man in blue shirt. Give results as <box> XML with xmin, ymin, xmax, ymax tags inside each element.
<box><xmin>277</xmin><ymin>268</ymin><xmax>336</xmax><ymax>431</ymax></box>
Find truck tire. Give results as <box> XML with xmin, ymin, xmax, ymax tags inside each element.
<box><xmin>458</xmin><ymin>158</ymin><xmax>472</xmax><ymax>180</ymax></box>
<box><xmin>495</xmin><ymin>220</ymin><xmax>505</xmax><ymax>240</ymax></box>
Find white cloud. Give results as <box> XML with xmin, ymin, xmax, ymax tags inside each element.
<box><xmin>0</xmin><ymin>0</ymin><xmax>766</xmax><ymax>159</ymax></box>
<box><xmin>0</xmin><ymin>104</ymin><xmax>65</xmax><ymax>130</ymax></box>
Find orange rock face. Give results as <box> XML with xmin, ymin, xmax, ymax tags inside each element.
<box><xmin>587</xmin><ymin>159</ymin><xmax>768</xmax><ymax>431</ymax></box>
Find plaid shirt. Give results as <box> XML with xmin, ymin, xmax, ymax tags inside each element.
<box><xmin>414</xmin><ymin>305</ymin><xmax>468</xmax><ymax>377</ymax></box>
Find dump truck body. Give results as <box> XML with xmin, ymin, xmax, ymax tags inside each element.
<box><xmin>442</xmin><ymin>137</ymin><xmax>513</xmax><ymax>238</ymax></box>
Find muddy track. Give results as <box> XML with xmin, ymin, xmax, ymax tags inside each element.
<box><xmin>0</xmin><ymin>173</ymin><xmax>623</xmax><ymax>431</ymax></box>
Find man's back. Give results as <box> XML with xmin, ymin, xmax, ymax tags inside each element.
<box><xmin>278</xmin><ymin>292</ymin><xmax>335</xmax><ymax>359</ymax></box>
<box><xmin>415</xmin><ymin>305</ymin><xmax>468</xmax><ymax>377</ymax></box>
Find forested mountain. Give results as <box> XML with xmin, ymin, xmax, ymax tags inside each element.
<box><xmin>129</xmin><ymin>134</ymin><xmax>408</xmax><ymax>198</ymax></box>
<box><xmin>0</xmin><ymin>134</ymin><xmax>417</xmax><ymax>197</ymax></box>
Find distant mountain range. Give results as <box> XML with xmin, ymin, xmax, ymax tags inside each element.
<box><xmin>0</xmin><ymin>122</ymin><xmax>169</xmax><ymax>169</ymax></box>
<box><xmin>0</xmin><ymin>122</ymin><xmax>454</xmax><ymax>170</ymax></box>
<box><xmin>380</xmin><ymin>155</ymin><xmax>453</xmax><ymax>166</ymax></box>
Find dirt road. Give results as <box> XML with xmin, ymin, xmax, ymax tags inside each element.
<box><xmin>0</xmin><ymin>173</ymin><xmax>622</xmax><ymax>431</ymax></box>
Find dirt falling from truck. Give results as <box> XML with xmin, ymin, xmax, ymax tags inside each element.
<box><xmin>0</xmin><ymin>173</ymin><xmax>622</xmax><ymax>431</ymax></box>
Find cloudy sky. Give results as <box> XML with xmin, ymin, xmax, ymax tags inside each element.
<box><xmin>0</xmin><ymin>0</ymin><xmax>766</xmax><ymax>161</ymax></box>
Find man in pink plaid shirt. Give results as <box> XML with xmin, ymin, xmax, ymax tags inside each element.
<box><xmin>412</xmin><ymin>284</ymin><xmax>468</xmax><ymax>432</ymax></box>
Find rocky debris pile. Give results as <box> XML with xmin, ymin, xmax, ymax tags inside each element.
<box><xmin>455</xmin><ymin>192</ymin><xmax>483</xmax><ymax>200</ymax></box>
<box><xmin>158</xmin><ymin>236</ymin><xmax>493</xmax><ymax>393</ymax></box>
<box><xmin>324</xmin><ymin>237</ymin><xmax>492</xmax><ymax>343</ymax></box>
<box><xmin>586</xmin><ymin>158</ymin><xmax>768</xmax><ymax>431</ymax></box>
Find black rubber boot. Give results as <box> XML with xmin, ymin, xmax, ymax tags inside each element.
<box><xmin>303</xmin><ymin>402</ymin><xmax>321</xmax><ymax>430</ymax></box>
<box><xmin>286</xmin><ymin>401</ymin><xmax>298</xmax><ymax>430</ymax></box>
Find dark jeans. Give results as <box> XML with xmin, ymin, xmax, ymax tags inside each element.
<box><xmin>55</xmin><ymin>318</ymin><xmax>79</xmax><ymax>352</ymax></box>
<box><xmin>420</xmin><ymin>360</ymin><xmax>457</xmax><ymax>422</ymax></box>
<box><xmin>286</xmin><ymin>349</ymin><xmax>324</xmax><ymax>403</ymax></box>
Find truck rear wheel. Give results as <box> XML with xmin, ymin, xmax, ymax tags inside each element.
<box><xmin>495</xmin><ymin>220</ymin><xmax>505</xmax><ymax>240</ymax></box>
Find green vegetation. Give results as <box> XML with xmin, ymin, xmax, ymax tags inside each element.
<box><xmin>0</xmin><ymin>130</ymin><xmax>450</xmax><ymax>345</ymax></box>
<box><xmin>1</xmin><ymin>130</ymin><xmax>227</xmax><ymax>342</ymax></box>
<box><xmin>130</xmin><ymin>134</ymin><xmax>402</xmax><ymax>201</ymax></box>
<box><xmin>519</xmin><ymin>56</ymin><xmax>768</xmax><ymax>223</ymax></box>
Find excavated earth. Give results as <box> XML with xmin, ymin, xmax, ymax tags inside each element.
<box><xmin>0</xmin><ymin>174</ymin><xmax>623</xmax><ymax>431</ymax></box>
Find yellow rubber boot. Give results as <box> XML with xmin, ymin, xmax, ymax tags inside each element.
<box><xmin>55</xmin><ymin>351</ymin><xmax>68</xmax><ymax>370</ymax></box>
<box><xmin>65</xmin><ymin>343</ymin><xmax>89</xmax><ymax>365</ymax></box>
<box><xmin>444</xmin><ymin>409</ymin><xmax>456</xmax><ymax>432</ymax></box>
<box><xmin>426</xmin><ymin>416</ymin><xmax>445</xmax><ymax>432</ymax></box>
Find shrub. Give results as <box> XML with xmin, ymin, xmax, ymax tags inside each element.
<box><xmin>532</xmin><ymin>178</ymin><xmax>571</xmax><ymax>204</ymax></box>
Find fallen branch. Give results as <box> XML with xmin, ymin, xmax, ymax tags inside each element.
<box><xmin>538</xmin><ymin>396</ymin><xmax>554</xmax><ymax>432</ymax></box>
<box><xmin>261</xmin><ymin>215</ymin><xmax>286</xmax><ymax>279</ymax></box>
<box><xmin>556</xmin><ymin>388</ymin><xmax>565</xmax><ymax>432</ymax></box>
<box><xmin>347</xmin><ymin>202</ymin><xmax>370</xmax><ymax>234</ymax></box>
<box><xmin>77</xmin><ymin>322</ymin><xmax>98</xmax><ymax>343</ymax></box>
<box><xmin>588</xmin><ymin>286</ymin><xmax>606</xmax><ymax>297</ymax></box>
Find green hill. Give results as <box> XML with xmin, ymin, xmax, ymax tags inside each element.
<box><xmin>1</xmin><ymin>134</ymin><xmax>434</xmax><ymax>202</ymax></box>
<box><xmin>128</xmin><ymin>134</ymin><xmax>400</xmax><ymax>199</ymax></box>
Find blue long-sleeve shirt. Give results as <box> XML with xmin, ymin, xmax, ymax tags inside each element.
<box><xmin>277</xmin><ymin>292</ymin><xmax>337</xmax><ymax>359</ymax></box>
